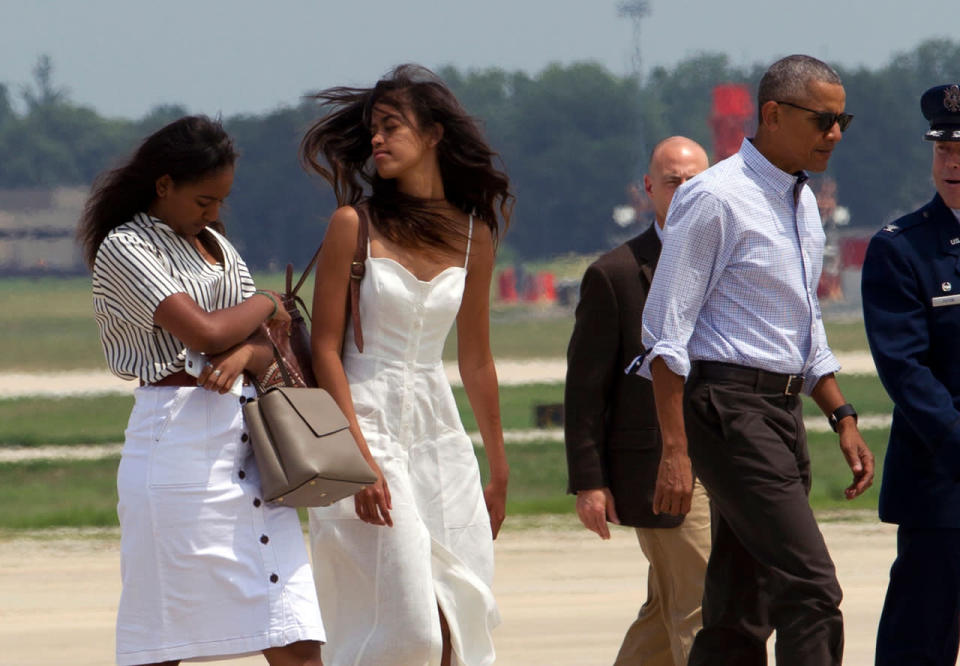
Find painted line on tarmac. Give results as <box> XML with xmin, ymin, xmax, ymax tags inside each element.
<box><xmin>465</xmin><ymin>413</ymin><xmax>892</xmax><ymax>445</ymax></box>
<box><xmin>0</xmin><ymin>352</ymin><xmax>878</xmax><ymax>399</ymax></box>
<box><xmin>0</xmin><ymin>413</ymin><xmax>893</xmax><ymax>463</ymax></box>
<box><xmin>0</xmin><ymin>444</ymin><xmax>123</xmax><ymax>463</ymax></box>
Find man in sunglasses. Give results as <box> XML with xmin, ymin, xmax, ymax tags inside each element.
<box><xmin>862</xmin><ymin>84</ymin><xmax>960</xmax><ymax>666</ymax></box>
<box><xmin>636</xmin><ymin>54</ymin><xmax>875</xmax><ymax>665</ymax></box>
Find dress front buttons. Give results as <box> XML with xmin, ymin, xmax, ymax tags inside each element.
<box><xmin>260</xmin><ymin>534</ymin><xmax>269</xmax><ymax>544</ymax></box>
<box><xmin>239</xmin><ymin>396</ymin><xmax>246</xmax><ymax>404</ymax></box>
<box><xmin>241</xmin><ymin>433</ymin><xmax>249</xmax><ymax>442</ymax></box>
<box><xmin>253</xmin><ymin>498</ymin><xmax>262</xmax><ymax>507</ymax></box>
<box><xmin>238</xmin><ymin>470</ymin><xmax>246</xmax><ymax>479</ymax></box>
<box><xmin>270</xmin><ymin>573</ymin><xmax>279</xmax><ymax>583</ymax></box>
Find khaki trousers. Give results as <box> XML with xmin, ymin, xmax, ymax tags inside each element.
<box><xmin>613</xmin><ymin>481</ymin><xmax>711</xmax><ymax>666</ymax></box>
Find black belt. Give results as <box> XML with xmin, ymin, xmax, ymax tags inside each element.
<box><xmin>692</xmin><ymin>361</ymin><xmax>805</xmax><ymax>396</ymax></box>
<box><xmin>140</xmin><ymin>370</ymin><xmax>251</xmax><ymax>387</ymax></box>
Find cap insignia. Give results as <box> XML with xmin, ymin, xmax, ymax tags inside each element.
<box><xmin>951</xmin><ymin>238</ymin><xmax>960</xmax><ymax>245</ymax></box>
<box><xmin>943</xmin><ymin>282</ymin><xmax>953</xmax><ymax>292</ymax></box>
<box><xmin>945</xmin><ymin>85</ymin><xmax>960</xmax><ymax>113</ymax></box>
<box><xmin>883</xmin><ymin>224</ymin><xmax>899</xmax><ymax>232</ymax></box>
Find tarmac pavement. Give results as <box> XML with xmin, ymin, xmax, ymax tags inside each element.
<box><xmin>0</xmin><ymin>517</ymin><xmax>895</xmax><ymax>666</ymax></box>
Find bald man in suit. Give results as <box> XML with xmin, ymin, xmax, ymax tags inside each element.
<box><xmin>565</xmin><ymin>136</ymin><xmax>711</xmax><ymax>666</ymax></box>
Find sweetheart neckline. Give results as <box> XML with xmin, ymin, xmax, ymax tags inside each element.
<box><xmin>368</xmin><ymin>256</ymin><xmax>466</xmax><ymax>284</ymax></box>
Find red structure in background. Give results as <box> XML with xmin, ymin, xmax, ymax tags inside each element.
<box><xmin>496</xmin><ymin>267</ymin><xmax>557</xmax><ymax>304</ymax></box>
<box><xmin>498</xmin><ymin>267</ymin><xmax>518</xmax><ymax>303</ymax></box>
<box><xmin>840</xmin><ymin>238</ymin><xmax>870</xmax><ymax>268</ymax></box>
<box><xmin>710</xmin><ymin>84</ymin><xmax>754</xmax><ymax>161</ymax></box>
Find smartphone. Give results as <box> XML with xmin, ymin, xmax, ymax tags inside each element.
<box><xmin>184</xmin><ymin>349</ymin><xmax>207</xmax><ymax>378</ymax></box>
<box><xmin>184</xmin><ymin>349</ymin><xmax>244</xmax><ymax>396</ymax></box>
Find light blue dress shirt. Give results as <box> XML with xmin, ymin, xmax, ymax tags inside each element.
<box><xmin>639</xmin><ymin>138</ymin><xmax>840</xmax><ymax>395</ymax></box>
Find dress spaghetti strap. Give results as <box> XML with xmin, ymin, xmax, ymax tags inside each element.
<box><xmin>464</xmin><ymin>215</ymin><xmax>474</xmax><ymax>269</ymax></box>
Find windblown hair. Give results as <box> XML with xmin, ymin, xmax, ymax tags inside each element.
<box><xmin>300</xmin><ymin>64</ymin><xmax>513</xmax><ymax>251</ymax></box>
<box><xmin>77</xmin><ymin>115</ymin><xmax>237</xmax><ymax>268</ymax></box>
<box><xmin>757</xmin><ymin>55</ymin><xmax>842</xmax><ymax>123</ymax></box>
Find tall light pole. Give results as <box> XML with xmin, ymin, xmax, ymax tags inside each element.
<box><xmin>618</xmin><ymin>0</ymin><xmax>651</xmax><ymax>83</ymax></box>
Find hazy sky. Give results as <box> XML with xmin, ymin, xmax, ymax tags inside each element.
<box><xmin>1</xmin><ymin>0</ymin><xmax>955</xmax><ymax>119</ymax></box>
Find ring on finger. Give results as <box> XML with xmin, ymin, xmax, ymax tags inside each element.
<box><xmin>212</xmin><ymin>369</ymin><xmax>222</xmax><ymax>377</ymax></box>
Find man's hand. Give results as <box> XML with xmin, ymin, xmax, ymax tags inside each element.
<box><xmin>837</xmin><ymin>419</ymin><xmax>875</xmax><ymax>499</ymax></box>
<box><xmin>810</xmin><ymin>375</ymin><xmax>875</xmax><ymax>499</ymax></box>
<box><xmin>652</xmin><ymin>449</ymin><xmax>693</xmax><ymax>516</ymax></box>
<box><xmin>576</xmin><ymin>488</ymin><xmax>620</xmax><ymax>539</ymax></box>
<box><xmin>649</xmin><ymin>357</ymin><xmax>692</xmax><ymax>515</ymax></box>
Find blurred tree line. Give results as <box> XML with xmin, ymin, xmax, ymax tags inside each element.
<box><xmin>1</xmin><ymin>42</ymin><xmax>957</xmax><ymax>268</ymax></box>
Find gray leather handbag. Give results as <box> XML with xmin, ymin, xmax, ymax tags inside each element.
<box><xmin>243</xmin><ymin>387</ymin><xmax>377</xmax><ymax>506</ymax></box>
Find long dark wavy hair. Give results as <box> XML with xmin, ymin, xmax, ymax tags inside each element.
<box><xmin>77</xmin><ymin>115</ymin><xmax>237</xmax><ymax>268</ymax></box>
<box><xmin>300</xmin><ymin>64</ymin><xmax>513</xmax><ymax>251</ymax></box>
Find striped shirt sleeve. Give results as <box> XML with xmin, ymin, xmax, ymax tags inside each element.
<box><xmin>237</xmin><ymin>255</ymin><xmax>256</xmax><ymax>298</ymax></box>
<box><xmin>95</xmin><ymin>230</ymin><xmax>186</xmax><ymax>332</ymax></box>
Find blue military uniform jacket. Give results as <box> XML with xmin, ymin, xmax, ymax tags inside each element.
<box><xmin>862</xmin><ymin>193</ymin><xmax>960</xmax><ymax>527</ymax></box>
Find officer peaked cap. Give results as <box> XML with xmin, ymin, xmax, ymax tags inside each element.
<box><xmin>922</xmin><ymin>84</ymin><xmax>960</xmax><ymax>141</ymax></box>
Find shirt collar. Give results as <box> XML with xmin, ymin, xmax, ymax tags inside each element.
<box><xmin>654</xmin><ymin>220</ymin><xmax>664</xmax><ymax>243</ymax></box>
<box><xmin>134</xmin><ymin>211</ymin><xmax>173</xmax><ymax>231</ymax></box>
<box><xmin>952</xmin><ymin>208</ymin><xmax>960</xmax><ymax>224</ymax></box>
<box><xmin>739</xmin><ymin>137</ymin><xmax>807</xmax><ymax>199</ymax></box>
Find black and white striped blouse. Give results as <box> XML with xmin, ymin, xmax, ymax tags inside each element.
<box><xmin>92</xmin><ymin>212</ymin><xmax>256</xmax><ymax>383</ymax></box>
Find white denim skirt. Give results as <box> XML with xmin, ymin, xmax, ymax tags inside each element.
<box><xmin>115</xmin><ymin>385</ymin><xmax>324</xmax><ymax>665</ymax></box>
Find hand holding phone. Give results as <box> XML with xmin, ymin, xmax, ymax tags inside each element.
<box><xmin>184</xmin><ymin>349</ymin><xmax>207</xmax><ymax>379</ymax></box>
<box><xmin>184</xmin><ymin>349</ymin><xmax>244</xmax><ymax>396</ymax></box>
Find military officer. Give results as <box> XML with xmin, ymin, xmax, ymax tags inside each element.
<box><xmin>862</xmin><ymin>83</ymin><xmax>960</xmax><ymax>666</ymax></box>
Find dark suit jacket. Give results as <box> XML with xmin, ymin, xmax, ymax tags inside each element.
<box><xmin>862</xmin><ymin>193</ymin><xmax>960</xmax><ymax>528</ymax></box>
<box><xmin>564</xmin><ymin>225</ymin><xmax>683</xmax><ymax>528</ymax></box>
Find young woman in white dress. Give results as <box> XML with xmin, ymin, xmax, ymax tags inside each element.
<box><xmin>78</xmin><ymin>116</ymin><xmax>325</xmax><ymax>666</ymax></box>
<box><xmin>301</xmin><ymin>65</ymin><xmax>513</xmax><ymax>666</ymax></box>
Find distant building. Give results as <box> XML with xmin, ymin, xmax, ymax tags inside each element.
<box><xmin>0</xmin><ymin>187</ymin><xmax>86</xmax><ymax>274</ymax></box>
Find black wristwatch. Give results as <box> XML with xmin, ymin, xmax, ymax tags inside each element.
<box><xmin>828</xmin><ymin>404</ymin><xmax>858</xmax><ymax>432</ymax></box>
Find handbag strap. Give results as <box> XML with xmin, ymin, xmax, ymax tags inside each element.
<box><xmin>349</xmin><ymin>204</ymin><xmax>369</xmax><ymax>353</ymax></box>
<box><xmin>280</xmin><ymin>204</ymin><xmax>368</xmax><ymax>354</ymax></box>
<box><xmin>287</xmin><ymin>248</ymin><xmax>321</xmax><ymax>301</ymax></box>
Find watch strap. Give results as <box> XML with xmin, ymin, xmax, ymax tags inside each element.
<box><xmin>828</xmin><ymin>403</ymin><xmax>858</xmax><ymax>432</ymax></box>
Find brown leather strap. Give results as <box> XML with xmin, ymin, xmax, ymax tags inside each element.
<box><xmin>288</xmin><ymin>247</ymin><xmax>322</xmax><ymax>299</ymax></box>
<box><xmin>141</xmin><ymin>370</ymin><xmax>197</xmax><ymax>387</ymax></box>
<box><xmin>280</xmin><ymin>205</ymin><xmax>367</xmax><ymax>355</ymax></box>
<box><xmin>141</xmin><ymin>369</ymin><xmax>252</xmax><ymax>388</ymax></box>
<box><xmin>349</xmin><ymin>204</ymin><xmax>369</xmax><ymax>353</ymax></box>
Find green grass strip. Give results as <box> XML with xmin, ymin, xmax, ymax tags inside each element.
<box><xmin>0</xmin><ymin>429</ymin><xmax>888</xmax><ymax>530</ymax></box>
<box><xmin>0</xmin><ymin>394</ymin><xmax>133</xmax><ymax>446</ymax></box>
<box><xmin>0</xmin><ymin>457</ymin><xmax>121</xmax><ymax>529</ymax></box>
<box><xmin>0</xmin><ymin>275</ymin><xmax>871</xmax><ymax>370</ymax></box>
<box><xmin>0</xmin><ymin>376</ymin><xmax>892</xmax><ymax>447</ymax></box>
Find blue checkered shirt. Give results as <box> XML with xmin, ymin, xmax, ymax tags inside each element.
<box><xmin>639</xmin><ymin>138</ymin><xmax>840</xmax><ymax>395</ymax></box>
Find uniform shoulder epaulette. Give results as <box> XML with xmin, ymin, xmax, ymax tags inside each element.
<box><xmin>879</xmin><ymin>208</ymin><xmax>928</xmax><ymax>236</ymax></box>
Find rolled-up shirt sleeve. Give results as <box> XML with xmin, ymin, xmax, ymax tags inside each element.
<box><xmin>803</xmin><ymin>313</ymin><xmax>842</xmax><ymax>395</ymax></box>
<box><xmin>639</xmin><ymin>187</ymin><xmax>726</xmax><ymax>380</ymax></box>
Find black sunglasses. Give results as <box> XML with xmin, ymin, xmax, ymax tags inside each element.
<box><xmin>776</xmin><ymin>100</ymin><xmax>854</xmax><ymax>132</ymax></box>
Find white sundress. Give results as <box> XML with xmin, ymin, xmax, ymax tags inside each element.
<box><xmin>308</xmin><ymin>216</ymin><xmax>499</xmax><ymax>666</ymax></box>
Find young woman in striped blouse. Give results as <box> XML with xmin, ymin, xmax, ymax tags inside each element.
<box><xmin>78</xmin><ymin>116</ymin><xmax>325</xmax><ymax>666</ymax></box>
